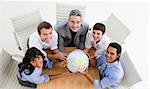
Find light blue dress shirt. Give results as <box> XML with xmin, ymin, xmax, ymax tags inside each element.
<box><xmin>17</xmin><ymin>67</ymin><xmax>49</xmax><ymax>84</ymax></box>
<box><xmin>94</xmin><ymin>51</ymin><xmax>124</xmax><ymax>89</ymax></box>
<box><xmin>17</xmin><ymin>57</ymin><xmax>52</xmax><ymax>84</ymax></box>
<box><xmin>44</xmin><ymin>57</ymin><xmax>53</xmax><ymax>68</ymax></box>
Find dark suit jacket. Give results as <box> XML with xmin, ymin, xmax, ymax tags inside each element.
<box><xmin>56</xmin><ymin>21</ymin><xmax>89</xmax><ymax>52</ymax></box>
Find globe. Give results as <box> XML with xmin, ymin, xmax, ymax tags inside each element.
<box><xmin>67</xmin><ymin>49</ymin><xmax>89</xmax><ymax>73</ymax></box>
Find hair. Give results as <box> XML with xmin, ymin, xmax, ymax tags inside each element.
<box><xmin>37</xmin><ymin>21</ymin><xmax>52</xmax><ymax>34</ymax></box>
<box><xmin>93</xmin><ymin>23</ymin><xmax>106</xmax><ymax>35</ymax></box>
<box><xmin>108</xmin><ymin>42</ymin><xmax>122</xmax><ymax>61</ymax></box>
<box><xmin>69</xmin><ymin>9</ymin><xmax>82</xmax><ymax>17</ymax></box>
<box><xmin>18</xmin><ymin>47</ymin><xmax>45</xmax><ymax>77</ymax></box>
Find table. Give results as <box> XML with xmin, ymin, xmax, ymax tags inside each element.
<box><xmin>38</xmin><ymin>47</ymin><xmax>99</xmax><ymax>89</ymax></box>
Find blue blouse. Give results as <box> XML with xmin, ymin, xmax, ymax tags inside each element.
<box><xmin>17</xmin><ymin>67</ymin><xmax>49</xmax><ymax>84</ymax></box>
<box><xmin>17</xmin><ymin>57</ymin><xmax>52</xmax><ymax>84</ymax></box>
<box><xmin>94</xmin><ymin>51</ymin><xmax>124</xmax><ymax>89</ymax></box>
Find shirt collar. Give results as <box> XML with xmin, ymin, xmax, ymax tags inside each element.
<box><xmin>106</xmin><ymin>60</ymin><xmax>119</xmax><ymax>68</ymax></box>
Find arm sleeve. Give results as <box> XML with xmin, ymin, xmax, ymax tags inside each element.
<box><xmin>28</xmin><ymin>68</ymin><xmax>49</xmax><ymax>84</ymax></box>
<box><xmin>44</xmin><ymin>57</ymin><xmax>53</xmax><ymax>69</ymax></box>
<box><xmin>96</xmin><ymin>36</ymin><xmax>111</xmax><ymax>58</ymax></box>
<box><xmin>96</xmin><ymin>51</ymin><xmax>106</xmax><ymax>68</ymax></box>
<box><xmin>93</xmin><ymin>80</ymin><xmax>102</xmax><ymax>89</ymax></box>
<box><xmin>78</xmin><ymin>24</ymin><xmax>89</xmax><ymax>49</ymax></box>
<box><xmin>85</xmin><ymin>31</ymin><xmax>92</xmax><ymax>49</ymax></box>
<box><xmin>50</xmin><ymin>30</ymin><xmax>58</xmax><ymax>50</ymax></box>
<box><xmin>99</xmin><ymin>69</ymin><xmax>123</xmax><ymax>88</ymax></box>
<box><xmin>58</xmin><ymin>33</ymin><xmax>65</xmax><ymax>52</ymax></box>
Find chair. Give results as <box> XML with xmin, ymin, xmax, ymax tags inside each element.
<box><xmin>104</xmin><ymin>13</ymin><xmax>131</xmax><ymax>44</ymax></box>
<box><xmin>0</xmin><ymin>49</ymin><xmax>31</xmax><ymax>89</ymax></box>
<box><xmin>115</xmin><ymin>51</ymin><xmax>142</xmax><ymax>89</ymax></box>
<box><xmin>11</xmin><ymin>10</ymin><xmax>42</xmax><ymax>52</ymax></box>
<box><xmin>56</xmin><ymin>3</ymin><xmax>86</xmax><ymax>25</ymax></box>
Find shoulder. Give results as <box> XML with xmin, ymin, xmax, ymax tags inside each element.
<box><xmin>52</xmin><ymin>30</ymin><xmax>58</xmax><ymax>37</ymax></box>
<box><xmin>101</xmin><ymin>34</ymin><xmax>111</xmax><ymax>44</ymax></box>
<box><xmin>81</xmin><ymin>21</ymin><xmax>89</xmax><ymax>29</ymax></box>
<box><xmin>97</xmin><ymin>50</ymin><xmax>106</xmax><ymax>60</ymax></box>
<box><xmin>82</xmin><ymin>21</ymin><xmax>89</xmax><ymax>27</ymax></box>
<box><xmin>110</xmin><ymin>61</ymin><xmax>124</xmax><ymax>76</ymax></box>
<box><xmin>87</xmin><ymin>30</ymin><xmax>92</xmax><ymax>34</ymax></box>
<box><xmin>55</xmin><ymin>22</ymin><xmax>68</xmax><ymax>36</ymax></box>
<box><xmin>28</xmin><ymin>31</ymin><xmax>41</xmax><ymax>45</ymax></box>
<box><xmin>56</xmin><ymin>21</ymin><xmax>68</xmax><ymax>31</ymax></box>
<box><xmin>51</xmin><ymin>30</ymin><xmax>58</xmax><ymax>43</ymax></box>
<box><xmin>86</xmin><ymin>31</ymin><xmax>93</xmax><ymax>37</ymax></box>
<box><xmin>101</xmin><ymin>50</ymin><xmax>106</xmax><ymax>57</ymax></box>
<box><xmin>29</xmin><ymin>31</ymin><xmax>37</xmax><ymax>39</ymax></box>
<box><xmin>28</xmin><ymin>31</ymin><xmax>40</xmax><ymax>44</ymax></box>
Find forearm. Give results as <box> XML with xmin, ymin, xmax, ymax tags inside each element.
<box><xmin>47</xmin><ymin>53</ymin><xmax>58</xmax><ymax>61</ymax></box>
<box><xmin>78</xmin><ymin>41</ymin><xmax>85</xmax><ymax>50</ymax></box>
<box><xmin>52</xmin><ymin>48</ymin><xmax>60</xmax><ymax>54</ymax></box>
<box><xmin>83</xmin><ymin>73</ymin><xmax>94</xmax><ymax>84</ymax></box>
<box><xmin>47</xmin><ymin>49</ymin><xmax>63</xmax><ymax>60</ymax></box>
<box><xmin>52</xmin><ymin>48</ymin><xmax>67</xmax><ymax>61</ymax></box>
<box><xmin>49</xmin><ymin>71</ymin><xmax>69</xmax><ymax>80</ymax></box>
<box><xmin>58</xmin><ymin>35</ymin><xmax>65</xmax><ymax>52</ymax></box>
<box><xmin>49</xmin><ymin>73</ymin><xmax>62</xmax><ymax>80</ymax></box>
<box><xmin>90</xmin><ymin>59</ymin><xmax>96</xmax><ymax>67</ymax></box>
<box><xmin>79</xmin><ymin>34</ymin><xmax>87</xmax><ymax>49</ymax></box>
<box><xmin>83</xmin><ymin>48</ymin><xmax>93</xmax><ymax>59</ymax></box>
<box><xmin>49</xmin><ymin>74</ymin><xmax>61</xmax><ymax>79</ymax></box>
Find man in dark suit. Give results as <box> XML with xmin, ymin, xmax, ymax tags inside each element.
<box><xmin>56</xmin><ymin>9</ymin><xmax>89</xmax><ymax>52</ymax></box>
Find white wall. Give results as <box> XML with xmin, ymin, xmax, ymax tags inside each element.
<box><xmin>147</xmin><ymin>1</ymin><xmax>150</xmax><ymax>88</ymax></box>
<box><xmin>1</xmin><ymin>1</ymin><xmax>56</xmax><ymax>54</ymax></box>
<box><xmin>0</xmin><ymin>18</ymin><xmax>2</xmax><ymax>51</ymax></box>
<box><xmin>0</xmin><ymin>2</ymin><xmax>3</xmax><ymax>51</ymax></box>
<box><xmin>1</xmin><ymin>1</ymin><xmax>149</xmax><ymax>89</ymax></box>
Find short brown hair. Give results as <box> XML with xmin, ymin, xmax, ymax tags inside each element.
<box><xmin>93</xmin><ymin>23</ymin><xmax>105</xmax><ymax>35</ymax></box>
<box><xmin>37</xmin><ymin>21</ymin><xmax>52</xmax><ymax>34</ymax></box>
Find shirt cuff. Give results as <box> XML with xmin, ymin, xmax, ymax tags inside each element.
<box><xmin>50</xmin><ymin>46</ymin><xmax>57</xmax><ymax>50</ymax></box>
<box><xmin>43</xmin><ymin>74</ymin><xmax>50</xmax><ymax>82</ymax></box>
<box><xmin>44</xmin><ymin>57</ymin><xmax>53</xmax><ymax>68</ymax></box>
<box><xmin>93</xmin><ymin>80</ymin><xmax>102</xmax><ymax>89</ymax></box>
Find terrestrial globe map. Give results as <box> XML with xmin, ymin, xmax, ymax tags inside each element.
<box><xmin>67</xmin><ymin>49</ymin><xmax>89</xmax><ymax>73</ymax></box>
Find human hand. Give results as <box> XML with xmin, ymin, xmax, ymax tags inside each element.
<box><xmin>79</xmin><ymin>68</ymin><xmax>88</xmax><ymax>75</ymax></box>
<box><xmin>84</xmin><ymin>52</ymin><xmax>95</xmax><ymax>60</ymax></box>
<box><xmin>55</xmin><ymin>60</ymin><xmax>67</xmax><ymax>68</ymax></box>
<box><xmin>89</xmin><ymin>55</ymin><xmax>95</xmax><ymax>60</ymax></box>
<box><xmin>57</xmin><ymin>52</ymin><xmax>67</xmax><ymax>61</ymax></box>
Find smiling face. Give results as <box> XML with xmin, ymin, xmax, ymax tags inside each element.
<box><xmin>106</xmin><ymin>46</ymin><xmax>120</xmax><ymax>63</ymax></box>
<box><xmin>39</xmin><ymin>28</ymin><xmax>53</xmax><ymax>44</ymax></box>
<box><xmin>68</xmin><ymin>16</ymin><xmax>82</xmax><ymax>32</ymax></box>
<box><xmin>93</xmin><ymin>30</ymin><xmax>103</xmax><ymax>42</ymax></box>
